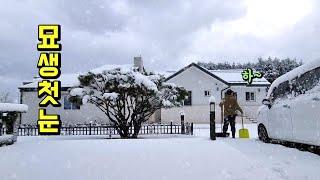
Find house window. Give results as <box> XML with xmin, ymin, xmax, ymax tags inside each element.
<box><xmin>64</xmin><ymin>96</ymin><xmax>80</xmax><ymax>110</ymax></box>
<box><xmin>245</xmin><ymin>92</ymin><xmax>255</xmax><ymax>101</ymax></box>
<box><xmin>184</xmin><ymin>91</ymin><xmax>192</xmax><ymax>106</ymax></box>
<box><xmin>204</xmin><ymin>90</ymin><xmax>210</xmax><ymax>97</ymax></box>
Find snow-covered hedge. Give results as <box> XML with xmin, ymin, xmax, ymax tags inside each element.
<box><xmin>0</xmin><ymin>103</ymin><xmax>28</xmax><ymax>112</ymax></box>
<box><xmin>0</xmin><ymin>135</ymin><xmax>16</xmax><ymax>146</ymax></box>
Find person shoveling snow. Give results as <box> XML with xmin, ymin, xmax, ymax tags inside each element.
<box><xmin>219</xmin><ymin>89</ymin><xmax>243</xmax><ymax>138</ymax></box>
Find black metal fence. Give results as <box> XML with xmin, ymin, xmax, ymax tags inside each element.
<box><xmin>11</xmin><ymin>122</ymin><xmax>193</xmax><ymax>136</ymax></box>
<box><xmin>0</xmin><ymin>127</ymin><xmax>4</xmax><ymax>136</ymax></box>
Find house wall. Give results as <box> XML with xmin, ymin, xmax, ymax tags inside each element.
<box><xmin>21</xmin><ymin>91</ymin><xmax>107</xmax><ymax>125</ymax></box>
<box><xmin>228</xmin><ymin>85</ymin><xmax>268</xmax><ymax>120</ymax></box>
<box><xmin>161</xmin><ymin>66</ymin><xmax>269</xmax><ymax>124</ymax></box>
<box><xmin>20</xmin><ymin>91</ymin><xmax>157</xmax><ymax>125</ymax></box>
<box><xmin>162</xmin><ymin>66</ymin><xmax>228</xmax><ymax>124</ymax></box>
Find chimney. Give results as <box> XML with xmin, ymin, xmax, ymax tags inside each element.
<box><xmin>134</xmin><ymin>56</ymin><xmax>144</xmax><ymax>72</ymax></box>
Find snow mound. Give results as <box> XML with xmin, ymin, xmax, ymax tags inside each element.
<box><xmin>0</xmin><ymin>103</ymin><xmax>28</xmax><ymax>112</ymax></box>
<box><xmin>209</xmin><ymin>95</ymin><xmax>216</xmax><ymax>103</ymax></box>
<box><xmin>0</xmin><ymin>135</ymin><xmax>16</xmax><ymax>146</ymax></box>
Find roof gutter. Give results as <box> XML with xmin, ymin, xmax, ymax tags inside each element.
<box><xmin>220</xmin><ymin>86</ymin><xmax>230</xmax><ymax>101</ymax></box>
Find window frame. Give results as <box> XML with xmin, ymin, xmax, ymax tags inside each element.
<box><xmin>204</xmin><ymin>90</ymin><xmax>210</xmax><ymax>97</ymax></box>
<box><xmin>64</xmin><ymin>96</ymin><xmax>80</xmax><ymax>110</ymax></box>
<box><xmin>245</xmin><ymin>92</ymin><xmax>255</xmax><ymax>102</ymax></box>
<box><xmin>184</xmin><ymin>91</ymin><xmax>192</xmax><ymax>106</ymax></box>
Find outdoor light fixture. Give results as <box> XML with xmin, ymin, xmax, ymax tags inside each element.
<box><xmin>180</xmin><ymin>111</ymin><xmax>185</xmax><ymax>134</ymax></box>
<box><xmin>210</xmin><ymin>102</ymin><xmax>215</xmax><ymax>112</ymax></box>
<box><xmin>209</xmin><ymin>96</ymin><xmax>216</xmax><ymax>140</ymax></box>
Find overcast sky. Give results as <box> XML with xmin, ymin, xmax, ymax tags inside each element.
<box><xmin>1</xmin><ymin>0</ymin><xmax>320</xmax><ymax>101</ymax></box>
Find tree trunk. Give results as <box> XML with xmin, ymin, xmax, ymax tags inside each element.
<box><xmin>118</xmin><ymin>125</ymin><xmax>130</xmax><ymax>139</ymax></box>
<box><xmin>132</xmin><ymin>123</ymin><xmax>141</xmax><ymax>138</ymax></box>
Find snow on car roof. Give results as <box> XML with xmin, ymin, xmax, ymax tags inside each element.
<box><xmin>0</xmin><ymin>103</ymin><xmax>28</xmax><ymax>112</ymax></box>
<box><xmin>209</xmin><ymin>69</ymin><xmax>270</xmax><ymax>85</ymax></box>
<box><xmin>267</xmin><ymin>58</ymin><xmax>320</xmax><ymax>97</ymax></box>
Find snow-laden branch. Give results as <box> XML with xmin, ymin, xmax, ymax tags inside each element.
<box><xmin>68</xmin><ymin>67</ymin><xmax>187</xmax><ymax>138</ymax></box>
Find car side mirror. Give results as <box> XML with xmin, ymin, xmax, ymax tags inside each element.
<box><xmin>262</xmin><ymin>99</ymin><xmax>271</xmax><ymax>109</ymax></box>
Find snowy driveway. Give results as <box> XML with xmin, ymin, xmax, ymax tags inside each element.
<box><xmin>0</xmin><ymin>124</ymin><xmax>319</xmax><ymax>180</ymax></box>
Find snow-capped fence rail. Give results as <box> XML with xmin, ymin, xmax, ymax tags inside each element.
<box><xmin>15</xmin><ymin>122</ymin><xmax>193</xmax><ymax>136</ymax></box>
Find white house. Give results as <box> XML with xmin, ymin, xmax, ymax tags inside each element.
<box><xmin>161</xmin><ymin>63</ymin><xmax>270</xmax><ymax>124</ymax></box>
<box><xmin>19</xmin><ymin>58</ymin><xmax>270</xmax><ymax>125</ymax></box>
<box><xmin>19</xmin><ymin>57</ymin><xmax>151</xmax><ymax>125</ymax></box>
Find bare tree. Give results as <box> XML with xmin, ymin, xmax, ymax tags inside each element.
<box><xmin>0</xmin><ymin>92</ymin><xmax>11</xmax><ymax>103</ymax></box>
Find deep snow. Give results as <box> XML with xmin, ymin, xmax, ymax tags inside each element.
<box><xmin>0</xmin><ymin>124</ymin><xmax>319</xmax><ymax>180</ymax></box>
<box><xmin>0</xmin><ymin>103</ymin><xmax>28</xmax><ymax>112</ymax></box>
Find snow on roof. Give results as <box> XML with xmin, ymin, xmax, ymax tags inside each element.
<box><xmin>208</xmin><ymin>69</ymin><xmax>270</xmax><ymax>85</ymax></box>
<box><xmin>20</xmin><ymin>64</ymin><xmax>174</xmax><ymax>89</ymax></box>
<box><xmin>19</xmin><ymin>74</ymin><xmax>81</xmax><ymax>89</ymax></box>
<box><xmin>267</xmin><ymin>58</ymin><xmax>320</xmax><ymax>97</ymax></box>
<box><xmin>0</xmin><ymin>103</ymin><xmax>28</xmax><ymax>112</ymax></box>
<box><xmin>90</xmin><ymin>64</ymin><xmax>133</xmax><ymax>74</ymax></box>
<box><xmin>19</xmin><ymin>62</ymin><xmax>271</xmax><ymax>89</ymax></box>
<box><xmin>155</xmin><ymin>70</ymin><xmax>175</xmax><ymax>78</ymax></box>
<box><xmin>20</xmin><ymin>64</ymin><xmax>134</xmax><ymax>89</ymax></box>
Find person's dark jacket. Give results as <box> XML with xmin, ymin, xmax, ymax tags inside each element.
<box><xmin>219</xmin><ymin>94</ymin><xmax>243</xmax><ymax>116</ymax></box>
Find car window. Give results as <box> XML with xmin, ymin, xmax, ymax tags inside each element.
<box><xmin>271</xmin><ymin>80</ymin><xmax>291</xmax><ymax>102</ymax></box>
<box><xmin>292</xmin><ymin>67</ymin><xmax>320</xmax><ymax>96</ymax></box>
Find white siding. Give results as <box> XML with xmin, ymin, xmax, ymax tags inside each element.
<box><xmin>161</xmin><ymin>66</ymin><xmax>269</xmax><ymax>124</ymax></box>
<box><xmin>162</xmin><ymin>66</ymin><xmax>228</xmax><ymax>123</ymax></box>
<box><xmin>21</xmin><ymin>91</ymin><xmax>107</xmax><ymax>125</ymax></box>
<box><xmin>20</xmin><ymin>91</ymin><xmax>158</xmax><ymax>125</ymax></box>
<box><xmin>228</xmin><ymin>86</ymin><xmax>268</xmax><ymax>120</ymax></box>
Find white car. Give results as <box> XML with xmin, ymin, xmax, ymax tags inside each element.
<box><xmin>257</xmin><ymin>59</ymin><xmax>320</xmax><ymax>146</ymax></box>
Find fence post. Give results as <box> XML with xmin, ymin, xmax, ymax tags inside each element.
<box><xmin>180</xmin><ymin>113</ymin><xmax>185</xmax><ymax>134</ymax></box>
<box><xmin>191</xmin><ymin>123</ymin><xmax>193</xmax><ymax>135</ymax></box>
<box><xmin>0</xmin><ymin>121</ymin><xmax>2</xmax><ymax>136</ymax></box>
<box><xmin>170</xmin><ymin>122</ymin><xmax>173</xmax><ymax>134</ymax></box>
<box><xmin>89</xmin><ymin>123</ymin><xmax>92</xmax><ymax>135</ymax></box>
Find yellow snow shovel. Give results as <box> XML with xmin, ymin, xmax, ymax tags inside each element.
<box><xmin>239</xmin><ymin>116</ymin><xmax>249</xmax><ymax>138</ymax></box>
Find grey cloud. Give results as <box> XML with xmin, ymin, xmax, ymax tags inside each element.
<box><xmin>0</xmin><ymin>0</ymin><xmax>319</xmax><ymax>101</ymax></box>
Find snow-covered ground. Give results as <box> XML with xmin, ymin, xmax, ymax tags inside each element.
<box><xmin>1</xmin><ymin>124</ymin><xmax>320</xmax><ymax>180</ymax></box>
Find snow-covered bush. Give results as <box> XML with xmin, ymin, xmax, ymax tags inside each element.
<box><xmin>0</xmin><ymin>135</ymin><xmax>16</xmax><ymax>146</ymax></box>
<box><xmin>69</xmin><ymin>67</ymin><xmax>187</xmax><ymax>138</ymax></box>
<box><xmin>1</xmin><ymin>112</ymin><xmax>18</xmax><ymax>134</ymax></box>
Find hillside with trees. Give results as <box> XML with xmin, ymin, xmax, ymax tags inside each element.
<box><xmin>198</xmin><ymin>57</ymin><xmax>302</xmax><ymax>83</ymax></box>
